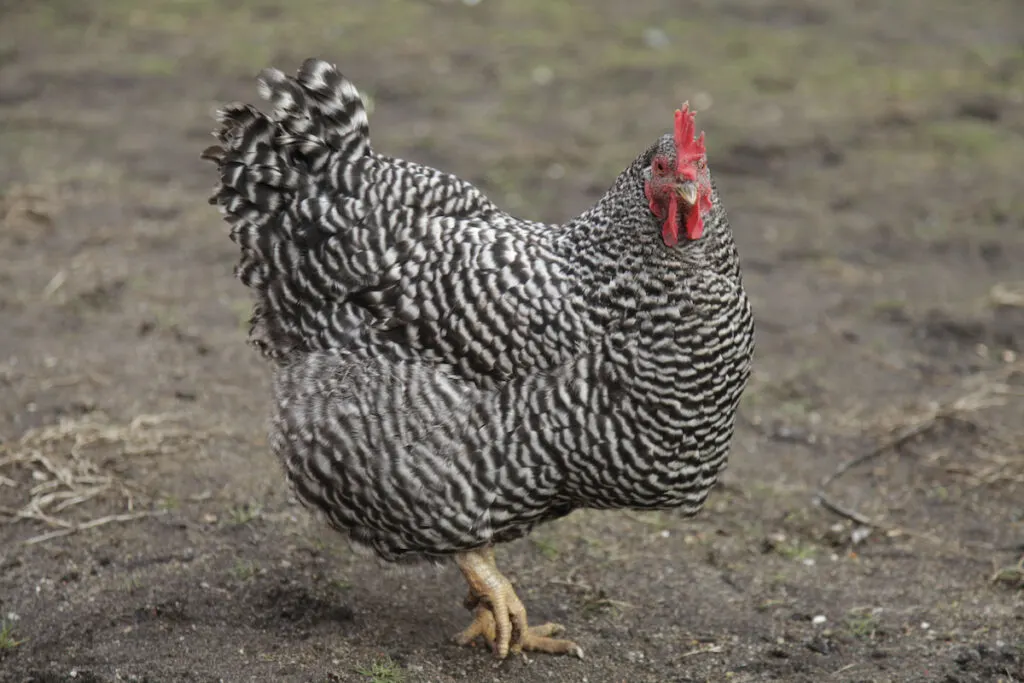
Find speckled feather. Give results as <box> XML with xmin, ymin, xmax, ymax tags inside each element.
<box><xmin>203</xmin><ymin>58</ymin><xmax>754</xmax><ymax>561</ymax></box>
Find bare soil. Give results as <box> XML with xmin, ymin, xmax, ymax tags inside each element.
<box><xmin>1</xmin><ymin>2</ymin><xmax>1023</xmax><ymax>682</ymax></box>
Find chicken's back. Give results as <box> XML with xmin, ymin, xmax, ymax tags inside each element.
<box><xmin>203</xmin><ymin>59</ymin><xmax>580</xmax><ymax>382</ymax></box>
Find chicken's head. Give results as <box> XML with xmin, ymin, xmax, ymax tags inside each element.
<box><xmin>643</xmin><ymin>104</ymin><xmax>713</xmax><ymax>247</ymax></box>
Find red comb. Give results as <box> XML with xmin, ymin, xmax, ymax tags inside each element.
<box><xmin>674</xmin><ymin>102</ymin><xmax>706</xmax><ymax>171</ymax></box>
<box><xmin>664</xmin><ymin>103</ymin><xmax>710</xmax><ymax>245</ymax></box>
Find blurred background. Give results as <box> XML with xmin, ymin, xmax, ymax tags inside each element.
<box><xmin>1</xmin><ymin>2</ymin><xmax>1022</xmax><ymax>682</ymax></box>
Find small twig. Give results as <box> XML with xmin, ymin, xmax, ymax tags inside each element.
<box><xmin>831</xmin><ymin>662</ymin><xmax>860</xmax><ymax>677</ymax></box>
<box><xmin>814</xmin><ymin>412</ymin><xmax>942</xmax><ymax>530</ymax></box>
<box><xmin>814</xmin><ymin>368</ymin><xmax>1016</xmax><ymax>543</ymax></box>
<box><xmin>27</xmin><ymin>451</ymin><xmax>70</xmax><ymax>483</ymax></box>
<box><xmin>22</xmin><ymin>528</ymin><xmax>76</xmax><ymax>545</ymax></box>
<box><xmin>0</xmin><ymin>454</ymin><xmax>24</xmax><ymax>467</ymax></box>
<box><xmin>815</xmin><ymin>495</ymin><xmax>878</xmax><ymax>528</ymax></box>
<box><xmin>53</xmin><ymin>486</ymin><xmax>108</xmax><ymax>512</ymax></box>
<box><xmin>0</xmin><ymin>505</ymin><xmax>74</xmax><ymax>528</ymax></box>
<box><xmin>547</xmin><ymin>577</ymin><xmax>595</xmax><ymax>592</ymax></box>
<box><xmin>818</xmin><ymin>412</ymin><xmax>941</xmax><ymax>492</ymax></box>
<box><xmin>78</xmin><ymin>511</ymin><xmax>155</xmax><ymax>530</ymax></box>
<box><xmin>680</xmin><ymin>644</ymin><xmax>722</xmax><ymax>658</ymax></box>
<box><xmin>22</xmin><ymin>511</ymin><xmax>159</xmax><ymax>545</ymax></box>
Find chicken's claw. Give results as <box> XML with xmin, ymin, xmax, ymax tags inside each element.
<box><xmin>454</xmin><ymin>549</ymin><xmax>583</xmax><ymax>660</ymax></box>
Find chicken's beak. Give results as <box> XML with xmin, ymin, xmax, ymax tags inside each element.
<box><xmin>675</xmin><ymin>181</ymin><xmax>698</xmax><ymax>207</ymax></box>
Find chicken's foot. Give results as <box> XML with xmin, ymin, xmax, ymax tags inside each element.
<box><xmin>453</xmin><ymin>547</ymin><xmax>583</xmax><ymax>660</ymax></box>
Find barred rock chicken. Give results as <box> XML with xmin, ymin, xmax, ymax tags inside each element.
<box><xmin>202</xmin><ymin>58</ymin><xmax>754</xmax><ymax>660</ymax></box>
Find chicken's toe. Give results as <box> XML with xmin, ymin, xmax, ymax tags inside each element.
<box><xmin>517</xmin><ymin>627</ymin><xmax>583</xmax><ymax>659</ymax></box>
<box><xmin>454</xmin><ymin>592</ymin><xmax>582</xmax><ymax>659</ymax></box>
<box><xmin>453</xmin><ymin>604</ymin><xmax>496</xmax><ymax>647</ymax></box>
<box><xmin>522</xmin><ymin>621</ymin><xmax>565</xmax><ymax>639</ymax></box>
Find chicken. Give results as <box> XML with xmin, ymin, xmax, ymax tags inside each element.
<box><xmin>202</xmin><ymin>58</ymin><xmax>754</xmax><ymax>660</ymax></box>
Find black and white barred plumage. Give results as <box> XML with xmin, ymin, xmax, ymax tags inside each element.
<box><xmin>203</xmin><ymin>58</ymin><xmax>754</xmax><ymax>562</ymax></box>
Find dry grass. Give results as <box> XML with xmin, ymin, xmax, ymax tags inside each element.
<box><xmin>0</xmin><ymin>411</ymin><xmax>204</xmax><ymax>544</ymax></box>
<box><xmin>814</xmin><ymin>361</ymin><xmax>1023</xmax><ymax>546</ymax></box>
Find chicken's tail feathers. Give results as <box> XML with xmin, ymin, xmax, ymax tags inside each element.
<box><xmin>201</xmin><ymin>59</ymin><xmax>371</xmax><ymax>359</ymax></box>
<box><xmin>202</xmin><ymin>58</ymin><xmax>370</xmax><ymax>191</ymax></box>
<box><xmin>257</xmin><ymin>58</ymin><xmax>371</xmax><ymax>169</ymax></box>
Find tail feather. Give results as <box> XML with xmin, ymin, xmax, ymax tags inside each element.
<box><xmin>258</xmin><ymin>58</ymin><xmax>371</xmax><ymax>169</ymax></box>
<box><xmin>203</xmin><ymin>59</ymin><xmax>374</xmax><ymax>359</ymax></box>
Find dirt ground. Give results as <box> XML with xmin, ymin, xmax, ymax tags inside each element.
<box><xmin>1</xmin><ymin>1</ymin><xmax>1023</xmax><ymax>682</ymax></box>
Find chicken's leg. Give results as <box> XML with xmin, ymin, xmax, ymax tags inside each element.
<box><xmin>453</xmin><ymin>547</ymin><xmax>583</xmax><ymax>660</ymax></box>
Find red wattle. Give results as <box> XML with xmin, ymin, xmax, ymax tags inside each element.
<box><xmin>685</xmin><ymin>211</ymin><xmax>704</xmax><ymax>241</ymax></box>
<box><xmin>662</xmin><ymin>195</ymin><xmax>680</xmax><ymax>247</ymax></box>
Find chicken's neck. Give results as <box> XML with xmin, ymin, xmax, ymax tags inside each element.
<box><xmin>554</xmin><ymin>181</ymin><xmax>740</xmax><ymax>325</ymax></box>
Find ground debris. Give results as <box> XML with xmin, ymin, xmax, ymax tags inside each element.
<box><xmin>0</xmin><ymin>411</ymin><xmax>201</xmax><ymax>544</ymax></box>
<box><xmin>813</xmin><ymin>361</ymin><xmax>1022</xmax><ymax>550</ymax></box>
